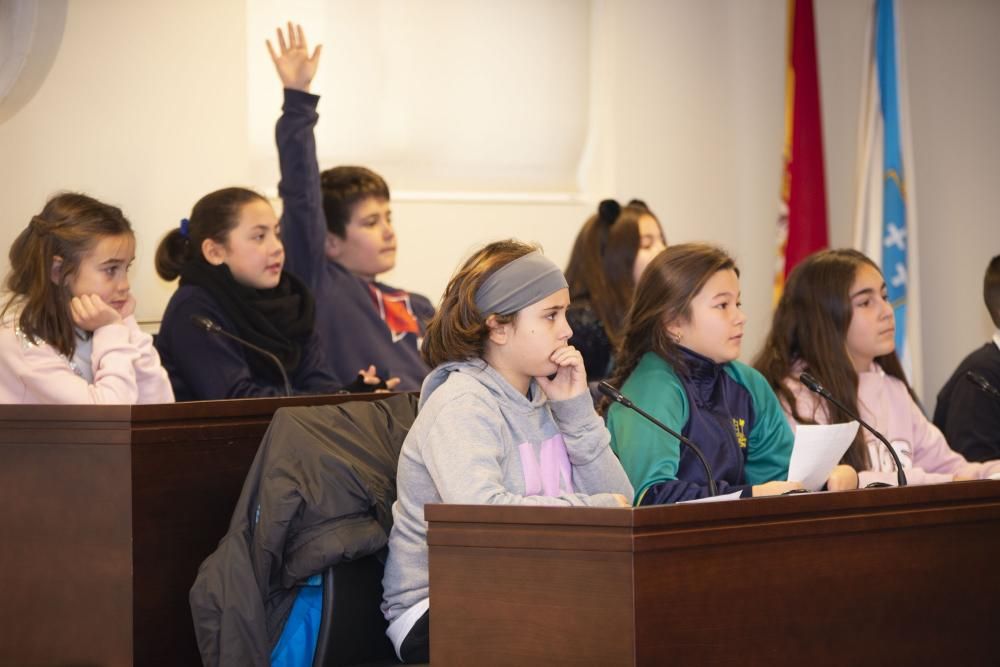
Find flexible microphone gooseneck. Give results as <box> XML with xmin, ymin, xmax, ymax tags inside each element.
<box><xmin>598</xmin><ymin>381</ymin><xmax>718</xmax><ymax>497</ymax></box>
<box><xmin>798</xmin><ymin>372</ymin><xmax>907</xmax><ymax>487</ymax></box>
<box><xmin>190</xmin><ymin>314</ymin><xmax>292</xmax><ymax>397</ymax></box>
<box><xmin>966</xmin><ymin>371</ymin><xmax>1000</xmax><ymax>404</ymax></box>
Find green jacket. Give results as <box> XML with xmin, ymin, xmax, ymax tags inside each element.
<box><xmin>607</xmin><ymin>351</ymin><xmax>793</xmax><ymax>504</ymax></box>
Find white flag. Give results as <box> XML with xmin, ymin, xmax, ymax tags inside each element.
<box><xmin>853</xmin><ymin>0</ymin><xmax>922</xmax><ymax>398</ymax></box>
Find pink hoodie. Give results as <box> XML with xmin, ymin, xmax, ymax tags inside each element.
<box><xmin>0</xmin><ymin>314</ymin><xmax>174</xmax><ymax>404</ymax></box>
<box><xmin>783</xmin><ymin>363</ymin><xmax>1000</xmax><ymax>486</ymax></box>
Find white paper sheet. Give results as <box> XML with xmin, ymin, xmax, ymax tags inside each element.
<box><xmin>677</xmin><ymin>490</ymin><xmax>743</xmax><ymax>504</ymax></box>
<box><xmin>788</xmin><ymin>422</ymin><xmax>860</xmax><ymax>491</ymax></box>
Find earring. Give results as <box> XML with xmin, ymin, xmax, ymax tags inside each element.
<box><xmin>671</xmin><ymin>331</ymin><xmax>682</xmax><ymax>344</ymax></box>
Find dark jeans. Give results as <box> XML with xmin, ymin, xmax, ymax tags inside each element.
<box><xmin>398</xmin><ymin>609</ymin><xmax>430</xmax><ymax>663</ymax></box>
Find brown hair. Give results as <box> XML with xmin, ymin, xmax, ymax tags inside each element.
<box><xmin>600</xmin><ymin>243</ymin><xmax>738</xmax><ymax>413</ymax></box>
<box><xmin>753</xmin><ymin>248</ymin><xmax>914</xmax><ymax>470</ymax></box>
<box><xmin>2</xmin><ymin>192</ymin><xmax>134</xmax><ymax>357</ymax></box>
<box><xmin>565</xmin><ymin>199</ymin><xmax>665</xmax><ymax>345</ymax></box>
<box><xmin>155</xmin><ymin>187</ymin><xmax>268</xmax><ymax>281</ymax></box>
<box><xmin>985</xmin><ymin>254</ymin><xmax>1000</xmax><ymax>328</ymax></box>
<box><xmin>320</xmin><ymin>166</ymin><xmax>391</xmax><ymax>239</ymax></box>
<box><xmin>421</xmin><ymin>240</ymin><xmax>538</xmax><ymax>368</ymax></box>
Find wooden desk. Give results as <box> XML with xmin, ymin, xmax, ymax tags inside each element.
<box><xmin>0</xmin><ymin>394</ymin><xmax>383</xmax><ymax>667</ymax></box>
<box><xmin>427</xmin><ymin>482</ymin><xmax>1000</xmax><ymax>666</ymax></box>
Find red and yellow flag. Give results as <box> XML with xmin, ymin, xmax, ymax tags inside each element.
<box><xmin>774</xmin><ymin>0</ymin><xmax>828</xmax><ymax>304</ymax></box>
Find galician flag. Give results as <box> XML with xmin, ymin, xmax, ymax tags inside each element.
<box><xmin>853</xmin><ymin>0</ymin><xmax>922</xmax><ymax>396</ymax></box>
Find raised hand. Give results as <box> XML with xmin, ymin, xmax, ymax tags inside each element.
<box><xmin>266</xmin><ymin>22</ymin><xmax>322</xmax><ymax>92</ymax></box>
<box><xmin>70</xmin><ymin>294</ymin><xmax>123</xmax><ymax>332</ymax></box>
<box><xmin>536</xmin><ymin>345</ymin><xmax>587</xmax><ymax>402</ymax></box>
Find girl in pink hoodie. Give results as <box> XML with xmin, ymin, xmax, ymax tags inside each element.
<box><xmin>0</xmin><ymin>193</ymin><xmax>174</xmax><ymax>404</ymax></box>
<box><xmin>754</xmin><ymin>248</ymin><xmax>1000</xmax><ymax>486</ymax></box>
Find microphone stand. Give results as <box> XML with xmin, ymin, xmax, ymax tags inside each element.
<box><xmin>799</xmin><ymin>372</ymin><xmax>906</xmax><ymax>486</ymax></box>
<box><xmin>190</xmin><ymin>315</ymin><xmax>292</xmax><ymax>397</ymax></box>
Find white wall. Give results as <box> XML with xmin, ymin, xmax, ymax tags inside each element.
<box><xmin>0</xmin><ymin>0</ymin><xmax>250</xmax><ymax>316</ymax></box>
<box><xmin>0</xmin><ymin>0</ymin><xmax>997</xmax><ymax>409</ymax></box>
<box><xmin>901</xmin><ymin>0</ymin><xmax>1000</xmax><ymax>405</ymax></box>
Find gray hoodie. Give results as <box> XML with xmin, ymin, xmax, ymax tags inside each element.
<box><xmin>381</xmin><ymin>359</ymin><xmax>634</xmax><ymax>624</ymax></box>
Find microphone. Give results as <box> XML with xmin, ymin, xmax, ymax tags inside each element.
<box><xmin>598</xmin><ymin>381</ymin><xmax>718</xmax><ymax>496</ymax></box>
<box><xmin>966</xmin><ymin>371</ymin><xmax>1000</xmax><ymax>403</ymax></box>
<box><xmin>189</xmin><ymin>314</ymin><xmax>292</xmax><ymax>397</ymax></box>
<box><xmin>798</xmin><ymin>372</ymin><xmax>907</xmax><ymax>486</ymax></box>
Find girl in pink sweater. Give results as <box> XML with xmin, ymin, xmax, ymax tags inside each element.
<box><xmin>754</xmin><ymin>248</ymin><xmax>1000</xmax><ymax>486</ymax></box>
<box><xmin>0</xmin><ymin>193</ymin><xmax>174</xmax><ymax>404</ymax></box>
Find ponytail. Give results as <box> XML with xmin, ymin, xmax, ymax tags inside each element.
<box><xmin>157</xmin><ymin>188</ymin><xmax>268</xmax><ymax>281</ymax></box>
<box><xmin>155</xmin><ymin>227</ymin><xmax>194</xmax><ymax>281</ymax></box>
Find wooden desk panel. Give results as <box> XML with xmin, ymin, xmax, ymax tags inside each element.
<box><xmin>427</xmin><ymin>482</ymin><xmax>1000</xmax><ymax>666</ymax></box>
<box><xmin>3</xmin><ymin>440</ymin><xmax>133</xmax><ymax>667</ymax></box>
<box><xmin>0</xmin><ymin>393</ymin><xmax>385</xmax><ymax>667</ymax></box>
<box><xmin>430</xmin><ymin>544</ymin><xmax>635</xmax><ymax>666</ymax></box>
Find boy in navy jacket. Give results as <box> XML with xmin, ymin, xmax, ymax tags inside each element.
<box><xmin>269</xmin><ymin>23</ymin><xmax>434</xmax><ymax>390</ymax></box>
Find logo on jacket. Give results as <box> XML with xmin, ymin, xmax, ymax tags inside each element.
<box><xmin>732</xmin><ymin>418</ymin><xmax>747</xmax><ymax>448</ymax></box>
<box><xmin>368</xmin><ymin>285</ymin><xmax>420</xmax><ymax>343</ymax></box>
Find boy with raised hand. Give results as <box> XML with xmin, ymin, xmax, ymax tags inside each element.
<box><xmin>268</xmin><ymin>23</ymin><xmax>434</xmax><ymax>391</ymax></box>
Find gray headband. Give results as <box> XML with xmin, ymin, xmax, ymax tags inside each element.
<box><xmin>474</xmin><ymin>251</ymin><xmax>568</xmax><ymax>316</ymax></box>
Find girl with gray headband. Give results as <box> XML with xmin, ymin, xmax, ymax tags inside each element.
<box><xmin>381</xmin><ymin>239</ymin><xmax>633</xmax><ymax>663</ymax></box>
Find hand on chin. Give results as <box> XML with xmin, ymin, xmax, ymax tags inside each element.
<box><xmin>535</xmin><ymin>345</ymin><xmax>587</xmax><ymax>402</ymax></box>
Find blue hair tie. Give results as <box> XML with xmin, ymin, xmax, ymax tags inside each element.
<box><xmin>179</xmin><ymin>218</ymin><xmax>190</xmax><ymax>238</ymax></box>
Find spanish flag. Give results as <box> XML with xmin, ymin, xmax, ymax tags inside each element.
<box><xmin>774</xmin><ymin>0</ymin><xmax>828</xmax><ymax>304</ymax></box>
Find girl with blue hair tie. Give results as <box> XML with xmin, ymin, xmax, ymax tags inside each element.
<box><xmin>154</xmin><ymin>187</ymin><xmax>391</xmax><ymax>399</ymax></box>
<box><xmin>381</xmin><ymin>239</ymin><xmax>633</xmax><ymax>663</ymax></box>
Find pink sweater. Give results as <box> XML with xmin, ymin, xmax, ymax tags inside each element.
<box><xmin>783</xmin><ymin>363</ymin><xmax>1000</xmax><ymax>486</ymax></box>
<box><xmin>0</xmin><ymin>315</ymin><xmax>174</xmax><ymax>404</ymax></box>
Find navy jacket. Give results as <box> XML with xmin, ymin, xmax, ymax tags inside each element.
<box><xmin>156</xmin><ymin>284</ymin><xmax>340</xmax><ymax>400</ymax></box>
<box><xmin>608</xmin><ymin>349</ymin><xmax>793</xmax><ymax>504</ymax></box>
<box><xmin>275</xmin><ymin>89</ymin><xmax>435</xmax><ymax>391</ymax></box>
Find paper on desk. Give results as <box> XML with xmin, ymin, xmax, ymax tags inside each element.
<box><xmin>788</xmin><ymin>421</ymin><xmax>860</xmax><ymax>491</ymax></box>
<box><xmin>677</xmin><ymin>490</ymin><xmax>743</xmax><ymax>504</ymax></box>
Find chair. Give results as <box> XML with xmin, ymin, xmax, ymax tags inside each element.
<box><xmin>312</xmin><ymin>554</ymin><xmax>399</xmax><ymax>667</ymax></box>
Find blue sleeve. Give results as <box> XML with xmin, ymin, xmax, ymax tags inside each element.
<box><xmin>160</xmin><ymin>290</ymin><xmax>294</xmax><ymax>399</ymax></box>
<box><xmin>730</xmin><ymin>362</ymin><xmax>794</xmax><ymax>484</ymax></box>
<box><xmin>276</xmin><ymin>88</ymin><xmax>327</xmax><ymax>291</ymax></box>
<box><xmin>640</xmin><ymin>478</ymin><xmax>751</xmax><ymax>504</ymax></box>
<box><xmin>291</xmin><ymin>329</ymin><xmax>344</xmax><ymax>394</ymax></box>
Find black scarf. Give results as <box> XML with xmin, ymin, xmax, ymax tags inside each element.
<box><xmin>180</xmin><ymin>259</ymin><xmax>316</xmax><ymax>384</ymax></box>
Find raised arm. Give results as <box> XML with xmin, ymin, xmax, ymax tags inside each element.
<box><xmin>269</xmin><ymin>23</ymin><xmax>328</xmax><ymax>288</ymax></box>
